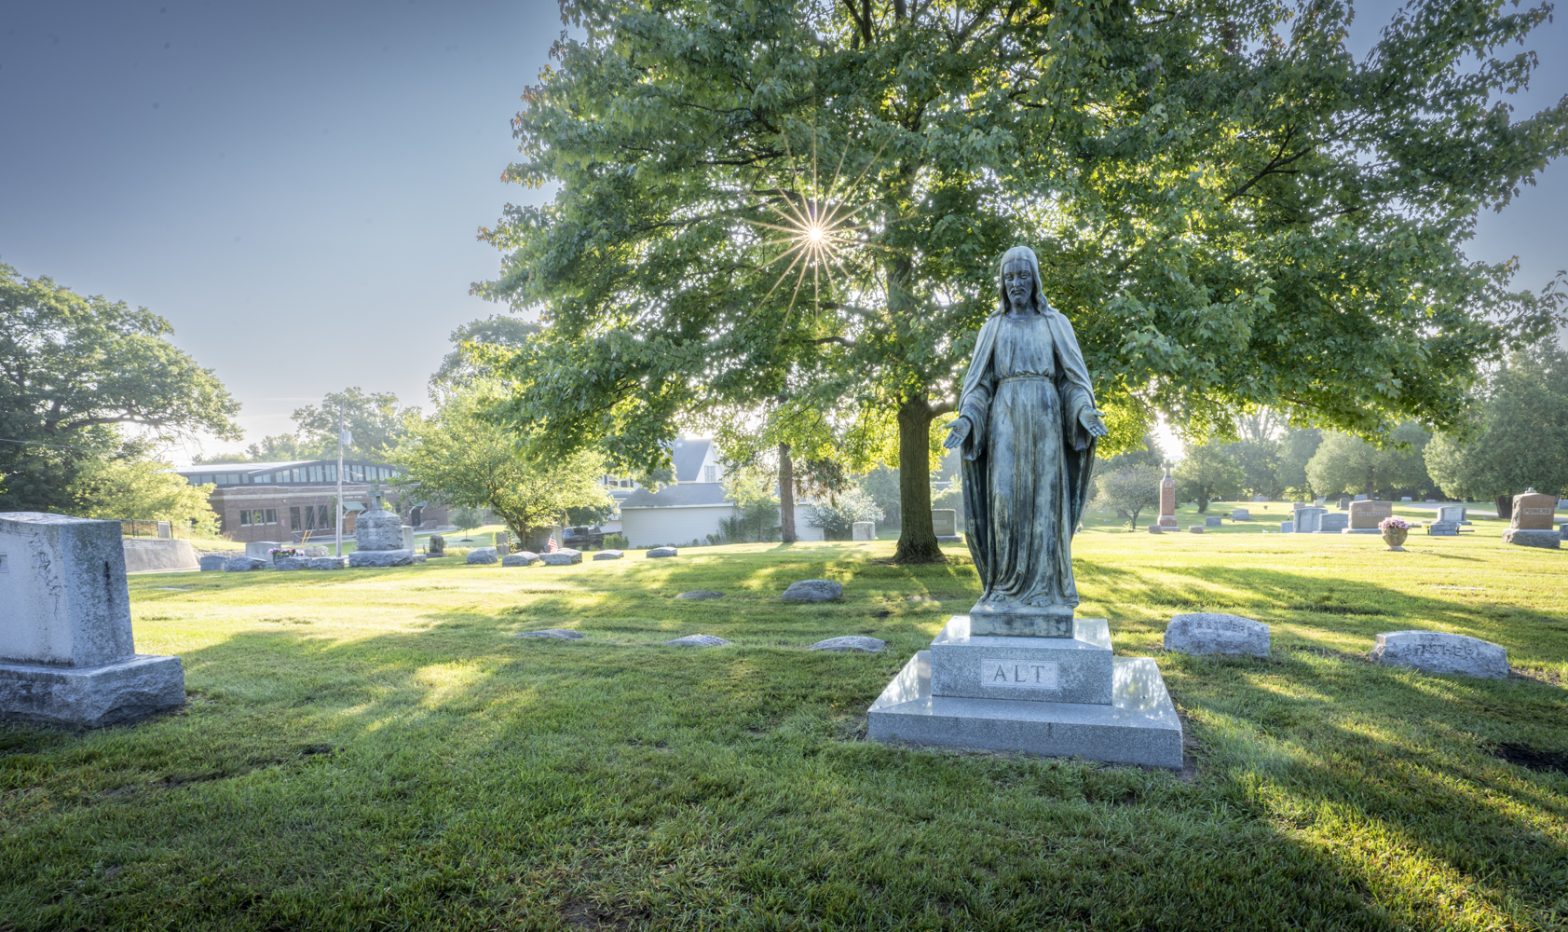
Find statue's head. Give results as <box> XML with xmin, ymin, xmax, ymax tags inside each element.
<box><xmin>997</xmin><ymin>245</ymin><xmax>1045</xmax><ymax>315</ymax></box>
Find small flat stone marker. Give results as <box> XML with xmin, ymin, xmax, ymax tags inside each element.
<box><xmin>465</xmin><ymin>548</ymin><xmax>498</xmax><ymax>565</ymax></box>
<box><xmin>1371</xmin><ymin>631</ymin><xmax>1509</xmax><ymax>678</ymax></box>
<box><xmin>665</xmin><ymin>634</ymin><xmax>729</xmax><ymax>647</ymax></box>
<box><xmin>782</xmin><ymin>579</ymin><xmax>843</xmax><ymax>602</ymax></box>
<box><xmin>1188</xmin><ymin>525</ymin><xmax>1205</xmax><ymax>534</ymax></box>
<box><xmin>501</xmin><ymin>551</ymin><xmax>539</xmax><ymax>567</ymax></box>
<box><xmin>540</xmin><ymin>548</ymin><xmax>583</xmax><ymax>566</ymax></box>
<box><xmin>592</xmin><ymin>550</ymin><xmax>624</xmax><ymax>561</ymax></box>
<box><xmin>515</xmin><ymin>629</ymin><xmax>584</xmax><ymax>640</ymax></box>
<box><xmin>224</xmin><ymin>556</ymin><xmax>268</xmax><ymax>572</ymax></box>
<box><xmin>676</xmin><ymin>590</ymin><xmax>723</xmax><ymax>600</ymax></box>
<box><xmin>1204</xmin><ymin>516</ymin><xmax>1222</xmax><ymax>527</ymax></box>
<box><xmin>198</xmin><ymin>554</ymin><xmax>232</xmax><ymax>571</ymax></box>
<box><xmin>1164</xmin><ymin>613</ymin><xmax>1270</xmax><ymax>658</ymax></box>
<box><xmin>809</xmin><ymin>636</ymin><xmax>886</xmax><ymax>653</ymax></box>
<box><xmin>647</xmin><ymin>547</ymin><xmax>679</xmax><ymax>558</ymax></box>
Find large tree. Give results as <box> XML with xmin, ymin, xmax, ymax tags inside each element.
<box><xmin>484</xmin><ymin>0</ymin><xmax>1566</xmax><ymax>561</ymax></box>
<box><xmin>1425</xmin><ymin>343</ymin><xmax>1568</xmax><ymax>503</ymax></box>
<box><xmin>0</xmin><ymin>264</ymin><xmax>239</xmax><ymax>511</ymax></box>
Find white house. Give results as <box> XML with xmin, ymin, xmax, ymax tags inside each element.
<box><xmin>617</xmin><ymin>438</ymin><xmax>826</xmax><ymax>547</ymax></box>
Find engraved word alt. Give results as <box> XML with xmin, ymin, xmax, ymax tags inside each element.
<box><xmin>981</xmin><ymin>659</ymin><xmax>1060</xmax><ymax>690</ymax></box>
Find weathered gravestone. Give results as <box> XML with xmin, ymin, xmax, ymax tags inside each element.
<box><xmin>1503</xmin><ymin>490</ymin><xmax>1560</xmax><ymax>549</ymax></box>
<box><xmin>198</xmin><ymin>553</ymin><xmax>230</xmax><ymax>571</ymax></box>
<box><xmin>1295</xmin><ymin>506</ymin><xmax>1326</xmax><ymax>534</ymax></box>
<box><xmin>931</xmin><ymin>509</ymin><xmax>960</xmax><ymax>542</ymax></box>
<box><xmin>1429</xmin><ymin>503</ymin><xmax>1465</xmax><ymax>536</ymax></box>
<box><xmin>1279</xmin><ymin>521</ymin><xmax>1294</xmax><ymax>534</ymax></box>
<box><xmin>465</xmin><ymin>548</ymin><xmax>498</xmax><ymax>565</ymax></box>
<box><xmin>1345</xmin><ymin>500</ymin><xmax>1393</xmax><ymax>534</ymax></box>
<box><xmin>501</xmin><ymin>551</ymin><xmax>539</xmax><ymax>567</ymax></box>
<box><xmin>1147</xmin><ymin>524</ymin><xmax>1164</xmax><ymax>534</ymax></box>
<box><xmin>0</xmin><ymin>514</ymin><xmax>185</xmax><ymax>726</ymax></box>
<box><xmin>1204</xmin><ymin>515</ymin><xmax>1222</xmax><ymax>528</ymax></box>
<box><xmin>1188</xmin><ymin>525</ymin><xmax>1205</xmax><ymax>534</ymax></box>
<box><xmin>540</xmin><ymin>548</ymin><xmax>583</xmax><ymax>566</ymax></box>
<box><xmin>1163</xmin><ymin>613</ymin><xmax>1270</xmax><ymax>658</ymax></box>
<box><xmin>665</xmin><ymin>634</ymin><xmax>729</xmax><ymax>647</ymax></box>
<box><xmin>155</xmin><ymin>521</ymin><xmax>172</xmax><ymax>539</ymax></box>
<box><xmin>1230</xmin><ymin>508</ymin><xmax>1250</xmax><ymax>521</ymax></box>
<box><xmin>1317</xmin><ymin>512</ymin><xmax>1349</xmax><ymax>534</ymax></box>
<box><xmin>1371</xmin><ymin>631</ymin><xmax>1509</xmax><ymax>678</ymax></box>
<box><xmin>401</xmin><ymin>526</ymin><xmax>416</xmax><ymax>552</ymax></box>
<box><xmin>515</xmin><ymin>629</ymin><xmax>583</xmax><ymax>640</ymax></box>
<box><xmin>592</xmin><ymin>550</ymin><xmax>624</xmax><ymax>561</ymax></box>
<box><xmin>810</xmin><ymin>636</ymin><xmax>886</xmax><ymax>653</ymax></box>
<box><xmin>851</xmin><ymin>521</ymin><xmax>875</xmax><ymax>541</ymax></box>
<box><xmin>782</xmin><ymin>579</ymin><xmax>843</xmax><ymax>603</ymax></box>
<box><xmin>348</xmin><ymin>497</ymin><xmax>415</xmax><ymax>566</ymax></box>
<box><xmin>647</xmin><ymin>546</ymin><xmax>678</xmax><ymax>558</ymax></box>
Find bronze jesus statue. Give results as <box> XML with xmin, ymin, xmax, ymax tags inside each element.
<box><xmin>944</xmin><ymin>245</ymin><xmax>1107</xmax><ymax>636</ymax></box>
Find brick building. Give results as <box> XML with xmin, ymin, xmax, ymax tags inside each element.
<box><xmin>174</xmin><ymin>459</ymin><xmax>448</xmax><ymax>544</ymax></box>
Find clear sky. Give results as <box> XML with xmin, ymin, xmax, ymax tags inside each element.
<box><xmin>2</xmin><ymin>1</ymin><xmax>1564</xmax><ymax>461</ymax></box>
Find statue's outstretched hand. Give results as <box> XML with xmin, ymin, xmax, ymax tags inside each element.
<box><xmin>1079</xmin><ymin>408</ymin><xmax>1109</xmax><ymax>439</ymax></box>
<box><xmin>944</xmin><ymin>417</ymin><xmax>971</xmax><ymax>450</ymax></box>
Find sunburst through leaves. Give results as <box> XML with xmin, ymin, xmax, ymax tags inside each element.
<box><xmin>748</xmin><ymin>136</ymin><xmax>879</xmax><ymax>314</ymax></box>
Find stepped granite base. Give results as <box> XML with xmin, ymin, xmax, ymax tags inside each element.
<box><xmin>869</xmin><ymin>615</ymin><xmax>1182</xmax><ymax>769</ymax></box>
<box><xmin>0</xmin><ymin>654</ymin><xmax>185</xmax><ymax>727</ymax></box>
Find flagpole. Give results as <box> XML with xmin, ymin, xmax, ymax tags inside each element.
<box><xmin>335</xmin><ymin>405</ymin><xmax>345</xmax><ymax>557</ymax></box>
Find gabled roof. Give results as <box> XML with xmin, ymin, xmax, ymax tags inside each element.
<box><xmin>671</xmin><ymin>438</ymin><xmax>710</xmax><ymax>483</ymax></box>
<box><xmin>620</xmin><ymin>482</ymin><xmax>732</xmax><ymax>509</ymax></box>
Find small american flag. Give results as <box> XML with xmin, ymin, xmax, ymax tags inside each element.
<box><xmin>546</xmin><ymin>536</ymin><xmax>559</xmax><ymax>552</ymax></box>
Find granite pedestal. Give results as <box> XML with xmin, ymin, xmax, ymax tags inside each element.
<box><xmin>869</xmin><ymin>615</ymin><xmax>1182</xmax><ymax>769</ymax></box>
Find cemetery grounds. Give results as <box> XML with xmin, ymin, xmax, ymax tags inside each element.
<box><xmin>1</xmin><ymin>502</ymin><xmax>1565</xmax><ymax>928</ymax></box>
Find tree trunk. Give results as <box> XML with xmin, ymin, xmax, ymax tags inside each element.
<box><xmin>778</xmin><ymin>442</ymin><xmax>797</xmax><ymax>543</ymax></box>
<box><xmin>1495</xmin><ymin>494</ymin><xmax>1513</xmax><ymax>520</ymax></box>
<box><xmin>1197</xmin><ymin>490</ymin><xmax>1209</xmax><ymax>514</ymax></box>
<box><xmin>893</xmin><ymin>394</ymin><xmax>944</xmax><ymax>562</ymax></box>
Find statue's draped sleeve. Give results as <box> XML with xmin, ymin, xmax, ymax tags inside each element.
<box><xmin>957</xmin><ymin>317</ymin><xmax>1000</xmax><ymax>581</ymax></box>
<box><xmin>1048</xmin><ymin>310</ymin><xmax>1098</xmax><ymax>533</ymax></box>
<box><xmin>957</xmin><ymin>316</ymin><xmax>1000</xmax><ymax>462</ymax></box>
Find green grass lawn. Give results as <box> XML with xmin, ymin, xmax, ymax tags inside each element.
<box><xmin>3</xmin><ymin>525</ymin><xmax>1566</xmax><ymax>928</ymax></box>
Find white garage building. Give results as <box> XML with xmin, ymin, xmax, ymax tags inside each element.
<box><xmin>616</xmin><ymin>438</ymin><xmax>825</xmax><ymax>547</ymax></box>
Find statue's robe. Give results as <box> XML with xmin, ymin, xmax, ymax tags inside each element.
<box><xmin>957</xmin><ymin>307</ymin><xmax>1098</xmax><ymax>612</ymax></box>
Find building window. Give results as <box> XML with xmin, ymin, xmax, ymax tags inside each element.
<box><xmin>308</xmin><ymin>465</ymin><xmax>322</xmax><ymax>482</ymax></box>
<box><xmin>264</xmin><ymin>509</ymin><xmax>277</xmax><ymax>524</ymax></box>
<box><xmin>319</xmin><ymin>504</ymin><xmax>333</xmax><ymax>527</ymax></box>
<box><xmin>703</xmin><ymin>464</ymin><xmax>717</xmax><ymax>483</ymax></box>
<box><xmin>290</xmin><ymin>506</ymin><xmax>301</xmax><ymax>528</ymax></box>
<box><xmin>238</xmin><ymin>510</ymin><xmax>250</xmax><ymax>526</ymax></box>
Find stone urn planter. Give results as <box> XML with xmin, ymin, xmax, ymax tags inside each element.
<box><xmin>1379</xmin><ymin>517</ymin><xmax>1410</xmax><ymax>551</ymax></box>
